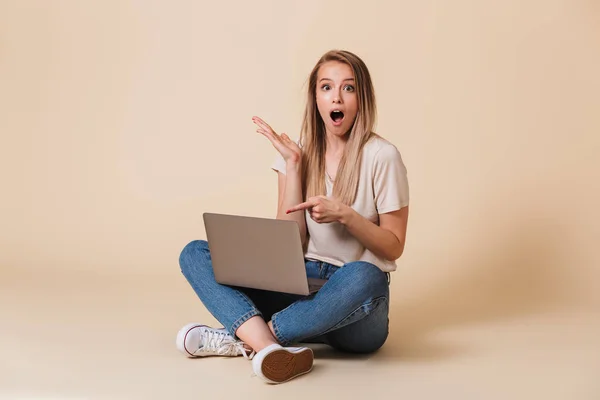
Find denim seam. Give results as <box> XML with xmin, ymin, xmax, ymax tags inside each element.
<box><xmin>228</xmin><ymin>288</ymin><xmax>262</xmax><ymax>338</ymax></box>
<box><xmin>233</xmin><ymin>288</ymin><xmax>256</xmax><ymax>309</ymax></box>
<box><xmin>270</xmin><ymin>313</ymin><xmax>290</xmax><ymax>345</ymax></box>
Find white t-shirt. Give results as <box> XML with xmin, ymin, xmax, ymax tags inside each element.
<box><xmin>271</xmin><ymin>135</ymin><xmax>409</xmax><ymax>272</ymax></box>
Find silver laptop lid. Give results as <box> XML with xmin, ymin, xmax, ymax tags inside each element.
<box><xmin>203</xmin><ymin>213</ymin><xmax>311</xmax><ymax>295</ymax></box>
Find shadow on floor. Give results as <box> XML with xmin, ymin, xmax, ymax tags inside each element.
<box><xmin>314</xmin><ymin>215</ymin><xmax>574</xmax><ymax>362</ymax></box>
<box><xmin>387</xmin><ymin>216</ymin><xmax>573</xmax><ymax>361</ymax></box>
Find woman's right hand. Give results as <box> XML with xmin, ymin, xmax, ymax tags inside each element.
<box><xmin>252</xmin><ymin>116</ymin><xmax>302</xmax><ymax>164</ymax></box>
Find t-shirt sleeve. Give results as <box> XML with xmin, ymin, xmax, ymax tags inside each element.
<box><xmin>373</xmin><ymin>144</ymin><xmax>409</xmax><ymax>214</ymax></box>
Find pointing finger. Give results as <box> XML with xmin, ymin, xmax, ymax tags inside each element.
<box><xmin>286</xmin><ymin>201</ymin><xmax>315</xmax><ymax>214</ymax></box>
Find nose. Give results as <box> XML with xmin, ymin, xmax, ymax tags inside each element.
<box><xmin>332</xmin><ymin>93</ymin><xmax>342</xmax><ymax>104</ymax></box>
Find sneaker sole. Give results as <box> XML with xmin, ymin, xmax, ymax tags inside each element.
<box><xmin>261</xmin><ymin>348</ymin><xmax>314</xmax><ymax>383</ymax></box>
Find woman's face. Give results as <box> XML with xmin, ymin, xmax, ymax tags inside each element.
<box><xmin>315</xmin><ymin>61</ymin><xmax>358</xmax><ymax>138</ymax></box>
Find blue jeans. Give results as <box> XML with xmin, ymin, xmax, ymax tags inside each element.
<box><xmin>179</xmin><ymin>240</ymin><xmax>390</xmax><ymax>353</ymax></box>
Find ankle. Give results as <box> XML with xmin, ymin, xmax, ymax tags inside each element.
<box><xmin>267</xmin><ymin>320</ymin><xmax>276</xmax><ymax>338</ymax></box>
<box><xmin>252</xmin><ymin>339</ymin><xmax>279</xmax><ymax>353</ymax></box>
<box><xmin>235</xmin><ymin>316</ymin><xmax>280</xmax><ymax>353</ymax></box>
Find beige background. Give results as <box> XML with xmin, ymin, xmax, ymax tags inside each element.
<box><xmin>1</xmin><ymin>0</ymin><xmax>599</xmax><ymax>399</ymax></box>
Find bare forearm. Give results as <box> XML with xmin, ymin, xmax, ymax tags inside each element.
<box><xmin>340</xmin><ymin>207</ymin><xmax>404</xmax><ymax>261</ymax></box>
<box><xmin>276</xmin><ymin>162</ymin><xmax>307</xmax><ymax>245</ymax></box>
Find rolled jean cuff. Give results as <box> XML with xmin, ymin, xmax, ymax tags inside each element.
<box><xmin>270</xmin><ymin>313</ymin><xmax>291</xmax><ymax>345</ymax></box>
<box><xmin>230</xmin><ymin>309</ymin><xmax>262</xmax><ymax>339</ymax></box>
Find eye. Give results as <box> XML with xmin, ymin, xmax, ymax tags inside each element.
<box><xmin>321</xmin><ymin>84</ymin><xmax>331</xmax><ymax>90</ymax></box>
<box><xmin>343</xmin><ymin>85</ymin><xmax>355</xmax><ymax>92</ymax></box>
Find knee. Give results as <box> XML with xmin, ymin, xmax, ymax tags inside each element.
<box><xmin>331</xmin><ymin>327</ymin><xmax>389</xmax><ymax>355</ymax></box>
<box><xmin>339</xmin><ymin>261</ymin><xmax>389</xmax><ymax>297</ymax></box>
<box><xmin>178</xmin><ymin>239</ymin><xmax>210</xmax><ymax>275</ymax></box>
<box><xmin>353</xmin><ymin>333</ymin><xmax>388</xmax><ymax>354</ymax></box>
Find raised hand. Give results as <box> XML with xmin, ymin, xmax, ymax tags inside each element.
<box><xmin>252</xmin><ymin>116</ymin><xmax>302</xmax><ymax>164</ymax></box>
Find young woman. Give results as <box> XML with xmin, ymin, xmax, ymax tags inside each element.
<box><xmin>177</xmin><ymin>50</ymin><xmax>409</xmax><ymax>384</ymax></box>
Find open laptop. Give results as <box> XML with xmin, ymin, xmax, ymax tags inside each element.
<box><xmin>203</xmin><ymin>212</ymin><xmax>327</xmax><ymax>296</ymax></box>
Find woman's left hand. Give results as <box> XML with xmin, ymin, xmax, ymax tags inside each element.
<box><xmin>286</xmin><ymin>196</ymin><xmax>349</xmax><ymax>224</ymax></box>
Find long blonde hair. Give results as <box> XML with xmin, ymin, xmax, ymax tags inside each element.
<box><xmin>299</xmin><ymin>50</ymin><xmax>377</xmax><ymax>205</ymax></box>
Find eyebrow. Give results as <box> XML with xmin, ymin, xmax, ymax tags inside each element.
<box><xmin>319</xmin><ymin>78</ymin><xmax>355</xmax><ymax>82</ymax></box>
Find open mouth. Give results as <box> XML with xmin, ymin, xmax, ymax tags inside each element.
<box><xmin>330</xmin><ymin>110</ymin><xmax>344</xmax><ymax>124</ymax></box>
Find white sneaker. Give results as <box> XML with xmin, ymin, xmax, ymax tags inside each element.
<box><xmin>252</xmin><ymin>343</ymin><xmax>314</xmax><ymax>384</ymax></box>
<box><xmin>176</xmin><ymin>323</ymin><xmax>254</xmax><ymax>359</ymax></box>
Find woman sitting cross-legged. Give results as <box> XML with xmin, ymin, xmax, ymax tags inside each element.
<box><xmin>176</xmin><ymin>49</ymin><xmax>410</xmax><ymax>384</ymax></box>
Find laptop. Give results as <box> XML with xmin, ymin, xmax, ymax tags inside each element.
<box><xmin>203</xmin><ymin>212</ymin><xmax>327</xmax><ymax>296</ymax></box>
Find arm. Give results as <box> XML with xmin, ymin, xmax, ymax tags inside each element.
<box><xmin>286</xmin><ymin>143</ymin><xmax>410</xmax><ymax>261</ymax></box>
<box><xmin>340</xmin><ymin>206</ymin><xmax>409</xmax><ymax>261</ymax></box>
<box><xmin>341</xmin><ymin>143</ymin><xmax>410</xmax><ymax>261</ymax></box>
<box><xmin>286</xmin><ymin>197</ymin><xmax>409</xmax><ymax>261</ymax></box>
<box><xmin>276</xmin><ymin>162</ymin><xmax>308</xmax><ymax>247</ymax></box>
<box><xmin>251</xmin><ymin>115</ymin><xmax>308</xmax><ymax>246</ymax></box>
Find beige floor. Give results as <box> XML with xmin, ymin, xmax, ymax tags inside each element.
<box><xmin>2</xmin><ymin>267</ymin><xmax>598</xmax><ymax>400</ymax></box>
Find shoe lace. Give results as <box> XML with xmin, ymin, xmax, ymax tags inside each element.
<box><xmin>201</xmin><ymin>329</ymin><xmax>255</xmax><ymax>359</ymax></box>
